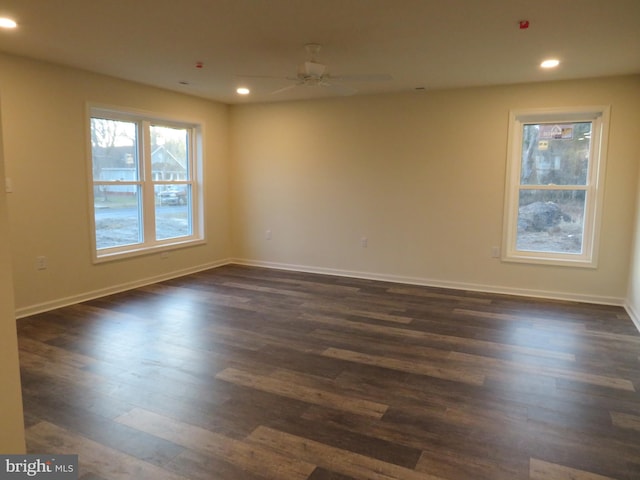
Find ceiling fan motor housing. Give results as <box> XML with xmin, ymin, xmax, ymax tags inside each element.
<box><xmin>299</xmin><ymin>61</ymin><xmax>327</xmax><ymax>79</ymax></box>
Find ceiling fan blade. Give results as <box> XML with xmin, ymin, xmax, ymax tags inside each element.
<box><xmin>329</xmin><ymin>73</ymin><xmax>393</xmax><ymax>82</ymax></box>
<box><xmin>243</xmin><ymin>44</ymin><xmax>390</xmax><ymax>98</ymax></box>
<box><xmin>270</xmin><ymin>84</ymin><xmax>298</xmax><ymax>95</ymax></box>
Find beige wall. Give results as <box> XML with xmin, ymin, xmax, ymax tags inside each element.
<box><xmin>0</xmin><ymin>97</ymin><xmax>26</xmax><ymax>453</ymax></box>
<box><xmin>1</xmin><ymin>50</ymin><xmax>638</xmax><ymax>312</ymax></box>
<box><xmin>627</xmin><ymin>110</ymin><xmax>640</xmax><ymax>325</ymax></box>
<box><xmin>230</xmin><ymin>75</ymin><xmax>640</xmax><ymax>303</ymax></box>
<box><xmin>0</xmin><ymin>53</ymin><xmax>232</xmax><ymax>315</ymax></box>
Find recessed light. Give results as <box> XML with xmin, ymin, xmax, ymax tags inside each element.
<box><xmin>236</xmin><ymin>87</ymin><xmax>250</xmax><ymax>95</ymax></box>
<box><xmin>0</xmin><ymin>17</ymin><xmax>17</xmax><ymax>29</ymax></box>
<box><xmin>540</xmin><ymin>59</ymin><xmax>560</xmax><ymax>69</ymax></box>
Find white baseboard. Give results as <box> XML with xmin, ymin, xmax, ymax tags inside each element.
<box><xmin>232</xmin><ymin>258</ymin><xmax>625</xmax><ymax>306</ymax></box>
<box><xmin>16</xmin><ymin>256</ymin><xmax>628</xmax><ymax>319</ymax></box>
<box><xmin>15</xmin><ymin>258</ymin><xmax>233</xmax><ymax>319</ymax></box>
<box><xmin>625</xmin><ymin>302</ymin><xmax>640</xmax><ymax>333</ymax></box>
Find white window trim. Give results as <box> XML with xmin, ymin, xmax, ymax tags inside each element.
<box><xmin>86</xmin><ymin>104</ymin><xmax>205</xmax><ymax>263</ymax></box>
<box><xmin>502</xmin><ymin>105</ymin><xmax>610</xmax><ymax>268</ymax></box>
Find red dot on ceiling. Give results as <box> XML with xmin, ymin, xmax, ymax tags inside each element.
<box><xmin>195</xmin><ymin>62</ymin><xmax>204</xmax><ymax>69</ymax></box>
<box><xmin>519</xmin><ymin>20</ymin><xmax>530</xmax><ymax>29</ymax></box>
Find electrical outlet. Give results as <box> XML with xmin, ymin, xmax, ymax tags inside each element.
<box><xmin>266</xmin><ymin>229</ymin><xmax>272</xmax><ymax>240</ymax></box>
<box><xmin>36</xmin><ymin>256</ymin><xmax>48</xmax><ymax>270</ymax></box>
<box><xmin>5</xmin><ymin>177</ymin><xmax>12</xmax><ymax>193</ymax></box>
<box><xmin>361</xmin><ymin>236</ymin><xmax>368</xmax><ymax>248</ymax></box>
<box><xmin>491</xmin><ymin>246</ymin><xmax>500</xmax><ymax>258</ymax></box>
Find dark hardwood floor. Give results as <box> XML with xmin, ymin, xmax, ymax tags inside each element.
<box><xmin>17</xmin><ymin>264</ymin><xmax>640</xmax><ymax>479</ymax></box>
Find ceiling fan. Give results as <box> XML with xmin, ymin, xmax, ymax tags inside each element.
<box><xmin>243</xmin><ymin>43</ymin><xmax>392</xmax><ymax>96</ymax></box>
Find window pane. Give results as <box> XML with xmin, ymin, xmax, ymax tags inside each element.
<box><xmin>516</xmin><ymin>190</ymin><xmax>585</xmax><ymax>254</ymax></box>
<box><xmin>520</xmin><ymin>122</ymin><xmax>591</xmax><ymax>186</ymax></box>
<box><xmin>90</xmin><ymin>108</ymin><xmax>202</xmax><ymax>260</ymax></box>
<box><xmin>151</xmin><ymin>125</ymin><xmax>189</xmax><ymax>181</ymax></box>
<box><xmin>155</xmin><ymin>185</ymin><xmax>192</xmax><ymax>240</ymax></box>
<box><xmin>94</xmin><ymin>185</ymin><xmax>142</xmax><ymax>249</ymax></box>
<box><xmin>90</xmin><ymin>118</ymin><xmax>138</xmax><ymax>181</ymax></box>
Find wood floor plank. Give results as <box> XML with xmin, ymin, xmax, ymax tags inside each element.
<box><xmin>164</xmin><ymin>448</ymin><xmax>271</xmax><ymax>480</ymax></box>
<box><xmin>386</xmin><ymin>286</ymin><xmax>493</xmax><ymax>305</ymax></box>
<box><xmin>310</xmin><ymin>328</ymin><xmax>451</xmax><ymax>361</ymax></box>
<box><xmin>26</xmin><ymin>421</ymin><xmax>189</xmax><ymax>480</ymax></box>
<box><xmin>222</xmin><ymin>280</ymin><xmax>313</xmax><ymax>298</ymax></box>
<box><xmin>18</xmin><ymin>336</ymin><xmax>97</xmax><ymax>369</ymax></box>
<box><xmin>449</xmin><ymin>350</ymin><xmax>635</xmax><ymax>391</ymax></box>
<box><xmin>18</xmin><ymin>265</ymin><xmax>640</xmax><ymax>480</ymax></box>
<box><xmin>139</xmin><ymin>282</ymin><xmax>253</xmax><ymax>308</ymax></box>
<box><xmin>18</xmin><ymin>349</ymin><xmax>109</xmax><ymax>392</ymax></box>
<box><xmin>78</xmin><ymin>473</ymin><xmax>110</xmax><ymax>480</ymax></box>
<box><xmin>21</xmin><ymin>389</ymin><xmax>184</xmax><ymax>467</ymax></box>
<box><xmin>416</xmin><ymin>444</ymin><xmax>529</xmax><ymax>480</ymax></box>
<box><xmin>321</xmin><ymin>347</ymin><xmax>485</xmax><ymax>386</ymax></box>
<box><xmin>453</xmin><ymin>307</ymin><xmax>588</xmax><ymax>333</ymax></box>
<box><xmin>206</xmin><ymin>323</ymin><xmax>322</xmax><ymax>356</ymax></box>
<box><xmin>347</xmin><ymin>310</ymin><xmax>414</xmax><ymax>324</ymax></box>
<box><xmin>115</xmin><ymin>408</ymin><xmax>316</xmax><ymax>480</ymax></box>
<box><xmin>306</xmin><ymin>468</ymin><xmax>359</xmax><ymax>480</ymax></box>
<box><xmin>529</xmin><ymin>458</ymin><xmax>617</xmax><ymax>479</ymax></box>
<box><xmin>215</xmin><ymin>367</ymin><xmax>389</xmax><ymax>418</ymax></box>
<box><xmin>299</xmin><ymin>404</ymin><xmax>446</xmax><ymax>452</ymax></box>
<box><xmin>303</xmin><ymin>312</ymin><xmax>577</xmax><ymax>361</ymax></box>
<box><xmin>610</xmin><ymin>411</ymin><xmax>640</xmax><ymax>432</ymax></box>
<box><xmin>264</xmin><ymin>407</ymin><xmax>423</xmax><ymax>469</ymax></box>
<box><xmin>246</xmin><ymin>425</ymin><xmax>448</xmax><ymax>480</ymax></box>
<box><xmin>298</xmin><ymin>300</ymin><xmax>414</xmax><ymax>324</ymax></box>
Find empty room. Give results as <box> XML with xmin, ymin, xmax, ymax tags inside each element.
<box><xmin>1</xmin><ymin>1</ymin><xmax>640</xmax><ymax>479</ymax></box>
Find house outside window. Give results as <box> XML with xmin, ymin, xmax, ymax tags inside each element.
<box><xmin>88</xmin><ymin>106</ymin><xmax>204</xmax><ymax>261</ymax></box>
<box><xmin>502</xmin><ymin>106</ymin><xmax>610</xmax><ymax>267</ymax></box>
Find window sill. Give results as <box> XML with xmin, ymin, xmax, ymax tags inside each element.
<box><xmin>93</xmin><ymin>237</ymin><xmax>206</xmax><ymax>264</ymax></box>
<box><xmin>501</xmin><ymin>252</ymin><xmax>597</xmax><ymax>269</ymax></box>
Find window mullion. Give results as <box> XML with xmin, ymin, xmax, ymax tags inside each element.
<box><xmin>188</xmin><ymin>128</ymin><xmax>197</xmax><ymax>237</ymax></box>
<box><xmin>140</xmin><ymin>121</ymin><xmax>156</xmax><ymax>244</ymax></box>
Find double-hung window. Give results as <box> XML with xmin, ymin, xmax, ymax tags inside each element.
<box><xmin>502</xmin><ymin>106</ymin><xmax>610</xmax><ymax>267</ymax></box>
<box><xmin>88</xmin><ymin>107</ymin><xmax>203</xmax><ymax>261</ymax></box>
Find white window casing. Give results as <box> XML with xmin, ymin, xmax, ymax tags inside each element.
<box><xmin>87</xmin><ymin>105</ymin><xmax>205</xmax><ymax>262</ymax></box>
<box><xmin>502</xmin><ymin>106</ymin><xmax>610</xmax><ymax>267</ymax></box>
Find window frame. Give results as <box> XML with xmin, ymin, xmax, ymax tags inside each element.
<box><xmin>87</xmin><ymin>105</ymin><xmax>205</xmax><ymax>263</ymax></box>
<box><xmin>502</xmin><ymin>106</ymin><xmax>610</xmax><ymax>268</ymax></box>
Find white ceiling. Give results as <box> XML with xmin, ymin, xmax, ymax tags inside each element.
<box><xmin>0</xmin><ymin>0</ymin><xmax>638</xmax><ymax>104</ymax></box>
